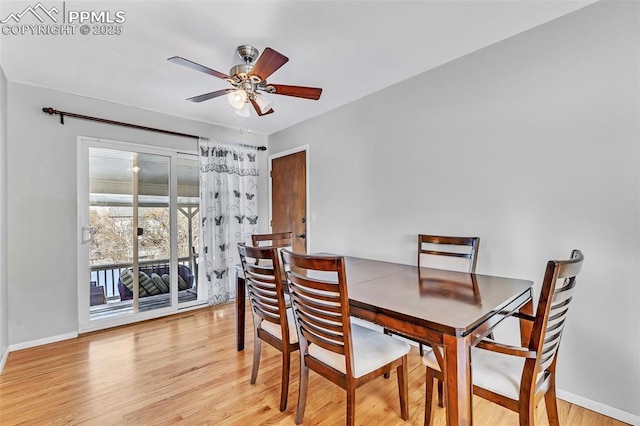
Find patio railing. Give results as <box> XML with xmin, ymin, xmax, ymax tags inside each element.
<box><xmin>90</xmin><ymin>256</ymin><xmax>194</xmax><ymax>301</ymax></box>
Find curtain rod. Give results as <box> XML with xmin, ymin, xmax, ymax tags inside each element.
<box><xmin>41</xmin><ymin>107</ymin><xmax>267</xmax><ymax>151</ymax></box>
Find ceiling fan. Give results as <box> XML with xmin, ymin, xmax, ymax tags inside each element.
<box><xmin>168</xmin><ymin>45</ymin><xmax>323</xmax><ymax>117</ymax></box>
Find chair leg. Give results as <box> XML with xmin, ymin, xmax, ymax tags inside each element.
<box><xmin>250</xmin><ymin>334</ymin><xmax>262</xmax><ymax>384</ymax></box>
<box><xmin>396</xmin><ymin>355</ymin><xmax>409</xmax><ymax>420</ymax></box>
<box><xmin>424</xmin><ymin>367</ymin><xmax>435</xmax><ymax>426</ymax></box>
<box><xmin>519</xmin><ymin>396</ymin><xmax>535</xmax><ymax>426</ymax></box>
<box><xmin>295</xmin><ymin>360</ymin><xmax>309</xmax><ymax>425</ymax></box>
<box><xmin>346</xmin><ymin>385</ymin><xmax>356</xmax><ymax>426</ymax></box>
<box><xmin>279</xmin><ymin>350</ymin><xmax>291</xmax><ymax>411</ymax></box>
<box><xmin>383</xmin><ymin>328</ymin><xmax>391</xmax><ymax>379</ymax></box>
<box><xmin>544</xmin><ymin>376</ymin><xmax>560</xmax><ymax>426</ymax></box>
<box><xmin>437</xmin><ymin>379</ymin><xmax>444</xmax><ymax>408</ymax></box>
<box><xmin>419</xmin><ymin>343</ymin><xmax>424</xmax><ymax>357</ymax></box>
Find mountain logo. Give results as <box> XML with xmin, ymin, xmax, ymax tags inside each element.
<box><xmin>1</xmin><ymin>2</ymin><xmax>60</xmax><ymax>24</ymax></box>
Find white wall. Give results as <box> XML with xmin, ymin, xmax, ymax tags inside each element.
<box><xmin>5</xmin><ymin>82</ymin><xmax>269</xmax><ymax>347</ymax></box>
<box><xmin>0</xmin><ymin>66</ymin><xmax>8</xmax><ymax>370</ymax></box>
<box><xmin>269</xmin><ymin>0</ymin><xmax>639</xmax><ymax>421</ymax></box>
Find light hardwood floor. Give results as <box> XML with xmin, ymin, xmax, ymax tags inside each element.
<box><xmin>0</xmin><ymin>303</ymin><xmax>628</xmax><ymax>425</ymax></box>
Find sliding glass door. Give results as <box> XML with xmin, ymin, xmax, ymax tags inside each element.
<box><xmin>77</xmin><ymin>137</ymin><xmax>202</xmax><ymax>332</ymax></box>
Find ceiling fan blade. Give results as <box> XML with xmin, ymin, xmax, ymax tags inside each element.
<box><xmin>250</xmin><ymin>98</ymin><xmax>275</xmax><ymax>117</ymax></box>
<box><xmin>187</xmin><ymin>89</ymin><xmax>228</xmax><ymax>103</ymax></box>
<box><xmin>268</xmin><ymin>84</ymin><xmax>322</xmax><ymax>100</ymax></box>
<box><xmin>168</xmin><ymin>56</ymin><xmax>229</xmax><ymax>79</ymax></box>
<box><xmin>249</xmin><ymin>48</ymin><xmax>289</xmax><ymax>82</ymax></box>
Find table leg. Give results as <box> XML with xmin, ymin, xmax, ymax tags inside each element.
<box><xmin>443</xmin><ymin>333</ymin><xmax>473</xmax><ymax>426</ymax></box>
<box><xmin>236</xmin><ymin>274</ymin><xmax>246</xmax><ymax>351</ymax></box>
<box><xmin>518</xmin><ymin>298</ymin><xmax>534</xmax><ymax>347</ymax></box>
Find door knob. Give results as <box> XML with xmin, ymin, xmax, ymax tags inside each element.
<box><xmin>296</xmin><ymin>233</ymin><xmax>306</xmax><ymax>239</ymax></box>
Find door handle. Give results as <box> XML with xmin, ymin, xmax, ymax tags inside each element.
<box><xmin>296</xmin><ymin>233</ymin><xmax>306</xmax><ymax>239</ymax></box>
<box><xmin>82</xmin><ymin>226</ymin><xmax>96</xmax><ymax>244</ymax></box>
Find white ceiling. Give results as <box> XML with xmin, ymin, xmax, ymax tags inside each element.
<box><xmin>0</xmin><ymin>0</ymin><xmax>597</xmax><ymax>135</ymax></box>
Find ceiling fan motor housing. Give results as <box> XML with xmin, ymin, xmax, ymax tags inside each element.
<box><xmin>229</xmin><ymin>63</ymin><xmax>254</xmax><ymax>79</ymax></box>
<box><xmin>236</xmin><ymin>45</ymin><xmax>259</xmax><ymax>64</ymax></box>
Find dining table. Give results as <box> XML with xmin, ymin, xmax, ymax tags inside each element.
<box><xmin>235</xmin><ymin>255</ymin><xmax>534</xmax><ymax>426</ymax></box>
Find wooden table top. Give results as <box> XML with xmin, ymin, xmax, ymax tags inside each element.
<box><xmin>341</xmin><ymin>256</ymin><xmax>533</xmax><ymax>337</ymax></box>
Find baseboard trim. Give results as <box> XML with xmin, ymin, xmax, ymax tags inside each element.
<box><xmin>557</xmin><ymin>389</ymin><xmax>639</xmax><ymax>425</ymax></box>
<box><xmin>8</xmin><ymin>331</ymin><xmax>78</xmax><ymax>352</ymax></box>
<box><xmin>0</xmin><ymin>346</ymin><xmax>9</xmax><ymax>374</ymax></box>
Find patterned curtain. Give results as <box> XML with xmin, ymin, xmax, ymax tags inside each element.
<box><xmin>199</xmin><ymin>138</ymin><xmax>259</xmax><ymax>304</ymax></box>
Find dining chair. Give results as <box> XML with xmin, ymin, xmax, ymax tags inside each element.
<box><xmin>280</xmin><ymin>249</ymin><xmax>410</xmax><ymax>426</ymax></box>
<box><xmin>417</xmin><ymin>234</ymin><xmax>480</xmax><ymax>273</ymax></box>
<box><xmin>237</xmin><ymin>243</ymin><xmax>299</xmax><ymax>412</ymax></box>
<box><xmin>422</xmin><ymin>249</ymin><xmax>584</xmax><ymax>426</ymax></box>
<box><xmin>418</xmin><ymin>233</ymin><xmax>481</xmax><ymax>343</ymax></box>
<box><xmin>384</xmin><ymin>234</ymin><xmax>480</xmax><ymax>391</ymax></box>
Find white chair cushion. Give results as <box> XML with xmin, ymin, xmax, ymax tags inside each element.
<box><xmin>422</xmin><ymin>346</ymin><xmax>525</xmax><ymax>400</ymax></box>
<box><xmin>260</xmin><ymin>308</ymin><xmax>299</xmax><ymax>344</ymax></box>
<box><xmin>471</xmin><ymin>347</ymin><xmax>526</xmax><ymax>400</ymax></box>
<box><xmin>308</xmin><ymin>323</ymin><xmax>410</xmax><ymax>378</ymax></box>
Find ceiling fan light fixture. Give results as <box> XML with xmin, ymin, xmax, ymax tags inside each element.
<box><xmin>235</xmin><ymin>102</ymin><xmax>250</xmax><ymax>118</ymax></box>
<box><xmin>227</xmin><ymin>89</ymin><xmax>247</xmax><ymax>109</ymax></box>
<box><xmin>254</xmin><ymin>93</ymin><xmax>272</xmax><ymax>114</ymax></box>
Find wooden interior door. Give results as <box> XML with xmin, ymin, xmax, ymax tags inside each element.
<box><xmin>271</xmin><ymin>150</ymin><xmax>307</xmax><ymax>253</ymax></box>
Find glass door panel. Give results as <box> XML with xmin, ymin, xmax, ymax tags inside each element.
<box><xmin>87</xmin><ymin>147</ymin><xmax>172</xmax><ymax>322</ymax></box>
<box><xmin>136</xmin><ymin>152</ymin><xmax>171</xmax><ymax>312</ymax></box>
<box><xmin>177</xmin><ymin>156</ymin><xmax>201</xmax><ymax>307</ymax></box>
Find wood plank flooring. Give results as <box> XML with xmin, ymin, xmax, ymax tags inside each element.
<box><xmin>0</xmin><ymin>303</ymin><xmax>629</xmax><ymax>425</ymax></box>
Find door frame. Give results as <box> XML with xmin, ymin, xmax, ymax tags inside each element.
<box><xmin>77</xmin><ymin>136</ymin><xmax>202</xmax><ymax>333</ymax></box>
<box><xmin>268</xmin><ymin>145</ymin><xmax>311</xmax><ymax>252</ymax></box>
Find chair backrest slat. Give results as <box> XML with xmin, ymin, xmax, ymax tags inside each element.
<box><xmin>420</xmin><ymin>250</ymin><xmax>473</xmax><ymax>259</ymax></box>
<box><xmin>418</xmin><ymin>234</ymin><xmax>480</xmax><ymax>273</ymax></box>
<box><xmin>288</xmin><ymin>274</ymin><xmax>341</xmax><ymax>302</ymax></box>
<box><xmin>291</xmin><ymin>292</ymin><xmax>342</xmax><ymax>317</ymax></box>
<box><xmin>300</xmin><ymin>327</ymin><xmax>346</xmax><ymax>355</ymax></box>
<box><xmin>294</xmin><ymin>307</ymin><xmax>344</xmax><ymax>333</ymax></box>
<box><xmin>295</xmin><ymin>310</ymin><xmax>346</xmax><ymax>354</ymax></box>
<box><xmin>243</xmin><ymin>262</ymin><xmax>279</xmax><ymax>276</ymax></box>
<box><xmin>548</xmin><ymin>305</ymin><xmax>570</xmax><ymax>321</ymax></box>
